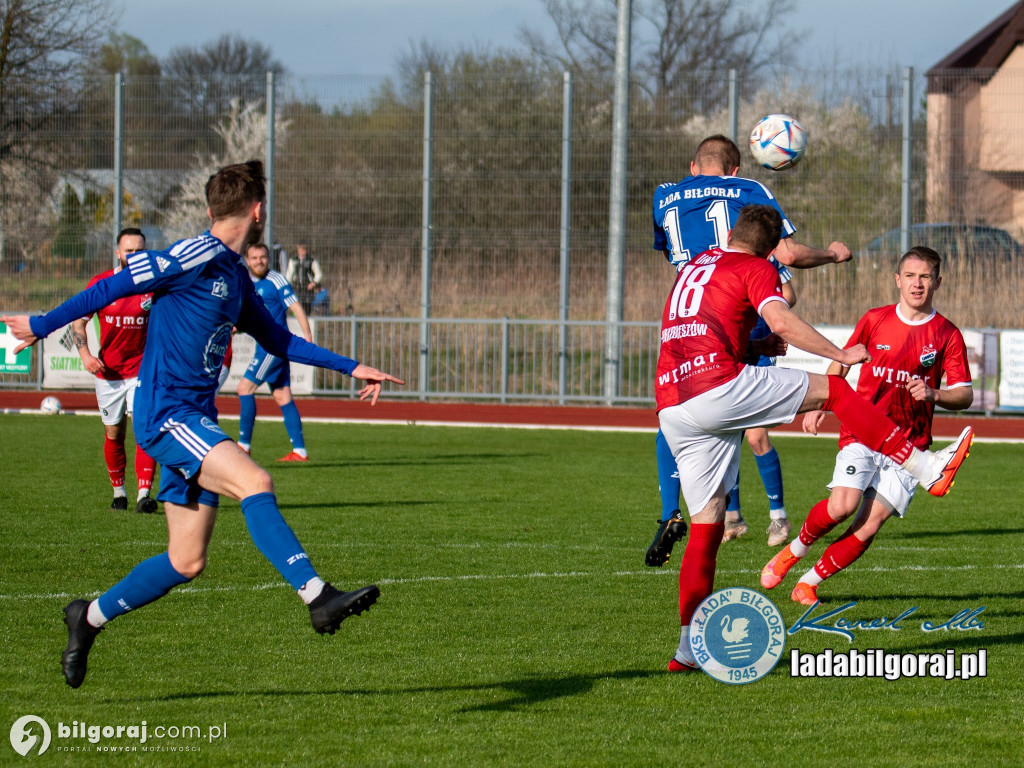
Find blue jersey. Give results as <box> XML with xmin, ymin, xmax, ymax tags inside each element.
<box><xmin>30</xmin><ymin>232</ymin><xmax>358</xmax><ymax>448</ymax></box>
<box><xmin>252</xmin><ymin>270</ymin><xmax>296</xmax><ymax>328</ymax></box>
<box><xmin>652</xmin><ymin>174</ymin><xmax>796</xmax><ymax>271</ymax></box>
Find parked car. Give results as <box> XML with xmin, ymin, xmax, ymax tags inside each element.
<box><xmin>860</xmin><ymin>223</ymin><xmax>1024</xmax><ymax>267</ymax></box>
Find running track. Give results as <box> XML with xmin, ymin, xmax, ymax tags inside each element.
<box><xmin>3</xmin><ymin>390</ymin><xmax>1023</xmax><ymax>440</ymax></box>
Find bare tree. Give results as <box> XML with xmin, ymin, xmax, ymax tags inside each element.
<box><xmin>162</xmin><ymin>34</ymin><xmax>285</xmax><ymax>119</ymax></box>
<box><xmin>520</xmin><ymin>0</ymin><xmax>801</xmax><ymax>112</ymax></box>
<box><xmin>0</xmin><ymin>0</ymin><xmax>117</xmax><ymax>264</ymax></box>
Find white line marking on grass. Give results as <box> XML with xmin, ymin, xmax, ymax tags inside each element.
<box><xmin>3</xmin><ymin>563</ymin><xmax>1022</xmax><ymax>601</ymax></box>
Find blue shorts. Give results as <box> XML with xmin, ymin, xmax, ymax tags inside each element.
<box><xmin>144</xmin><ymin>409</ymin><xmax>231</xmax><ymax>507</ymax></box>
<box><xmin>243</xmin><ymin>347</ymin><xmax>291</xmax><ymax>390</ymax></box>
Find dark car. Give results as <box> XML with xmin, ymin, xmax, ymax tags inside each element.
<box><xmin>860</xmin><ymin>223</ymin><xmax>1024</xmax><ymax>267</ymax></box>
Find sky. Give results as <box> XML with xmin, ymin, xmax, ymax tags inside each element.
<box><xmin>119</xmin><ymin>0</ymin><xmax>1018</xmax><ymax>77</ymax></box>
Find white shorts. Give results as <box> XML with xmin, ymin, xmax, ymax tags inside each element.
<box><xmin>828</xmin><ymin>442</ymin><xmax>917</xmax><ymax>517</ymax></box>
<box><xmin>658</xmin><ymin>365</ymin><xmax>809</xmax><ymax>516</ymax></box>
<box><xmin>95</xmin><ymin>377</ymin><xmax>139</xmax><ymax>426</ymax></box>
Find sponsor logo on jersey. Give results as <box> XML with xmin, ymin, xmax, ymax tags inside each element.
<box><xmin>202</xmin><ymin>323</ymin><xmax>233</xmax><ymax>376</ymax></box>
<box><xmin>876</xmin><ymin>344</ymin><xmax>890</xmax><ymax>350</ymax></box>
<box><xmin>211</xmin><ymin>277</ymin><xmax>229</xmax><ymax>299</ymax></box>
<box><xmin>156</xmin><ymin>256</ymin><xmax>171</xmax><ymax>272</ymax></box>
<box><xmin>920</xmin><ymin>344</ymin><xmax>937</xmax><ymax>368</ymax></box>
<box><xmin>689</xmin><ymin>587</ymin><xmax>786</xmax><ymax>685</ymax></box>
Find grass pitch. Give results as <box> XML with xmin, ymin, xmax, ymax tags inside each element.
<box><xmin>0</xmin><ymin>414</ymin><xmax>1020</xmax><ymax>767</ymax></box>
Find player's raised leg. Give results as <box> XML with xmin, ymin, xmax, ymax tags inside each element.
<box><xmin>197</xmin><ymin>441</ymin><xmax>377</xmax><ymax>633</ymax></box>
<box><xmin>801</xmin><ymin>374</ymin><xmax>973</xmax><ymax>495</ymax></box>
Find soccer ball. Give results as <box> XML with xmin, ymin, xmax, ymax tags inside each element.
<box><xmin>749</xmin><ymin>114</ymin><xmax>807</xmax><ymax>170</ymax></box>
<box><xmin>40</xmin><ymin>396</ymin><xmax>62</xmax><ymax>414</ymax></box>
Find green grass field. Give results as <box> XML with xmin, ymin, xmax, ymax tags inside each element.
<box><xmin>1</xmin><ymin>414</ymin><xmax>1021</xmax><ymax>767</ymax></box>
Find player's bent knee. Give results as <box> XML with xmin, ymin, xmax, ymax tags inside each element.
<box><xmin>168</xmin><ymin>553</ymin><xmax>206</xmax><ymax>580</ymax></box>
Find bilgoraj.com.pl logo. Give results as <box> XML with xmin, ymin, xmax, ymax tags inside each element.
<box><xmin>9</xmin><ymin>716</ymin><xmax>51</xmax><ymax>757</ymax></box>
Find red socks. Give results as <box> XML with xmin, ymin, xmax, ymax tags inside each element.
<box><xmin>679</xmin><ymin>522</ymin><xmax>724</xmax><ymax>625</ymax></box>
<box><xmin>104</xmin><ymin>436</ymin><xmax>126</xmax><ymax>488</ymax></box>
<box><xmin>823</xmin><ymin>376</ymin><xmax>915</xmax><ymax>465</ymax></box>
<box><xmin>799</xmin><ymin>499</ymin><xmax>840</xmax><ymax>547</ymax></box>
<box><xmin>135</xmin><ymin>446</ymin><xmax>156</xmax><ymax>493</ymax></box>
<box><xmin>814</xmin><ymin>531</ymin><xmax>872</xmax><ymax>581</ymax></box>
<box><xmin>104</xmin><ymin>437</ymin><xmax>156</xmax><ymax>493</ymax></box>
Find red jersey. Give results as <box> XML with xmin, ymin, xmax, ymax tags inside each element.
<box><xmin>840</xmin><ymin>304</ymin><xmax>971</xmax><ymax>450</ymax></box>
<box><xmin>656</xmin><ymin>247</ymin><xmax>786</xmax><ymax>411</ymax></box>
<box><xmin>84</xmin><ymin>268</ymin><xmax>152</xmax><ymax>380</ymax></box>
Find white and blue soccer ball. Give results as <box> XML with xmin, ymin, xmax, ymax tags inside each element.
<box><xmin>39</xmin><ymin>396</ymin><xmax>62</xmax><ymax>414</ymax></box>
<box><xmin>749</xmin><ymin>114</ymin><xmax>807</xmax><ymax>171</ymax></box>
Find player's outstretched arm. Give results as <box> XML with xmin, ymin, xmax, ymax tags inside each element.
<box><xmin>774</xmin><ymin>237</ymin><xmax>852</xmax><ymax>268</ymax></box>
<box><xmin>0</xmin><ymin>315</ymin><xmax>36</xmax><ymax>353</ymax></box>
<box><xmin>761</xmin><ymin>300</ymin><xmax>871</xmax><ymax>366</ymax></box>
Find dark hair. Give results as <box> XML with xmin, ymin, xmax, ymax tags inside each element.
<box><xmin>205</xmin><ymin>160</ymin><xmax>266</xmax><ymax>219</ymax></box>
<box><xmin>694</xmin><ymin>135</ymin><xmax>741</xmax><ymax>174</ymax></box>
<box><xmin>730</xmin><ymin>204</ymin><xmax>783</xmax><ymax>257</ymax></box>
<box><xmin>117</xmin><ymin>227</ymin><xmax>145</xmax><ymax>246</ymax></box>
<box><xmin>898</xmin><ymin>246</ymin><xmax>941</xmax><ymax>277</ymax></box>
<box><xmin>246</xmin><ymin>241</ymin><xmax>270</xmax><ymax>257</ymax></box>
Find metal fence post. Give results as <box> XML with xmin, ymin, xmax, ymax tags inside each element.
<box><xmin>420</xmin><ymin>71</ymin><xmax>434</xmax><ymax>400</ymax></box>
<box><xmin>728</xmin><ymin>69</ymin><xmax>738</xmax><ymax>143</ymax></box>
<box><xmin>113</xmin><ymin>72</ymin><xmax>124</xmax><ymax>264</ymax></box>
<box><xmin>350</xmin><ymin>316</ymin><xmax>358</xmax><ymax>397</ymax></box>
<box><xmin>559</xmin><ymin>71</ymin><xmax>573</xmax><ymax>404</ymax></box>
<box><xmin>265</xmin><ymin>71</ymin><xmax>276</xmax><ymax>253</ymax></box>
<box><xmin>900</xmin><ymin>66</ymin><xmax>913</xmax><ymax>254</ymax></box>
<box><xmin>501</xmin><ymin>317</ymin><xmax>509</xmax><ymax>404</ymax></box>
<box><xmin>603</xmin><ymin>0</ymin><xmax>632</xmax><ymax>403</ymax></box>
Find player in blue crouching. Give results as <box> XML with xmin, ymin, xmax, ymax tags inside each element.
<box><xmin>3</xmin><ymin>160</ymin><xmax>403</xmax><ymax>688</ymax></box>
<box><xmin>237</xmin><ymin>241</ymin><xmax>313</xmax><ymax>462</ymax></box>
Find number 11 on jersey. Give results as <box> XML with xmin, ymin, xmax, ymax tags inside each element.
<box><xmin>663</xmin><ymin>199</ymin><xmax>731</xmax><ymax>269</ymax></box>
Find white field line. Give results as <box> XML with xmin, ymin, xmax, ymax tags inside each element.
<box><xmin>2</xmin><ymin>562</ymin><xmax>1022</xmax><ymax>601</ymax></box>
<box><xmin>5</xmin><ymin>407</ymin><xmax>1024</xmax><ymax>442</ymax></box>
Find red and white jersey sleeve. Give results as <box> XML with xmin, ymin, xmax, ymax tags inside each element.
<box><xmin>839</xmin><ymin>304</ymin><xmax>971</xmax><ymax>449</ymax></box>
<box><xmin>84</xmin><ymin>268</ymin><xmax>153</xmax><ymax>380</ymax></box>
<box><xmin>655</xmin><ymin>247</ymin><xmax>786</xmax><ymax>410</ymax></box>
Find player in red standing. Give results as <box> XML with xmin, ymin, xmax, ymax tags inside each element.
<box><xmin>655</xmin><ymin>206</ymin><xmax>973</xmax><ymax>671</ymax></box>
<box><xmin>71</xmin><ymin>228</ymin><xmax>158</xmax><ymax>514</ymax></box>
<box><xmin>760</xmin><ymin>246</ymin><xmax>973</xmax><ymax>604</ymax></box>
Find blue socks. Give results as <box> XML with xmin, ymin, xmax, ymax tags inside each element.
<box><xmin>656</xmin><ymin>430</ymin><xmax>681</xmax><ymax>522</ymax></box>
<box><xmin>96</xmin><ymin>552</ymin><xmax>191</xmax><ymax>621</ymax></box>
<box><xmin>754</xmin><ymin>447</ymin><xmax>785</xmax><ymax>511</ymax></box>
<box><xmin>726</xmin><ymin>470</ymin><xmax>741</xmax><ymax>513</ymax></box>
<box><xmin>240</xmin><ymin>492</ymin><xmax>318</xmax><ymax>590</ymax></box>
<box><xmin>238</xmin><ymin>394</ymin><xmax>256</xmax><ymax>446</ymax></box>
<box><xmin>279</xmin><ymin>400</ymin><xmax>305</xmax><ymax>452</ymax></box>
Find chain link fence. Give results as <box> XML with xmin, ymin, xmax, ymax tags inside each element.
<box><xmin>2</xmin><ymin>66</ymin><xmax>1021</xmax><ymax>398</ymax></box>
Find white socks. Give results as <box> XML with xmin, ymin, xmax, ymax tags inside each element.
<box><xmin>86</xmin><ymin>600</ymin><xmax>108</xmax><ymax>629</ymax></box>
<box><xmin>297</xmin><ymin>577</ymin><xmax>326</xmax><ymax>605</ymax></box>
<box><xmin>675</xmin><ymin>625</ymin><xmax>695</xmax><ymax>665</ymax></box>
